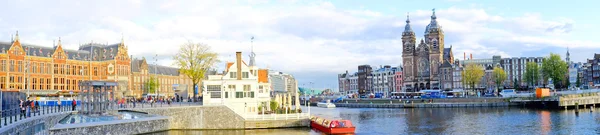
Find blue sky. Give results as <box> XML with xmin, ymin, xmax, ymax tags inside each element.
<box><xmin>0</xmin><ymin>0</ymin><xmax>598</xmax><ymax>91</ymax></box>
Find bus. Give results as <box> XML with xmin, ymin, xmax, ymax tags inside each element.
<box><xmin>419</xmin><ymin>90</ymin><xmax>444</xmax><ymax>99</ymax></box>
<box><xmin>390</xmin><ymin>92</ymin><xmax>423</xmax><ymax>99</ymax></box>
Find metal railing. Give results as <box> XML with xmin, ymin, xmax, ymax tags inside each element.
<box><xmin>113</xmin><ymin>100</ymin><xmax>203</xmax><ymax>109</ymax></box>
<box><xmin>1</xmin><ymin>104</ymin><xmax>74</xmax><ymax>128</ymax></box>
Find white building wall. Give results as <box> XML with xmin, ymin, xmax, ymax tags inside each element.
<box><xmin>202</xmin><ymin>59</ymin><xmax>269</xmax><ymax>115</ymax></box>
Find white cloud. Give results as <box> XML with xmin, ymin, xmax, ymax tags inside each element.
<box><xmin>0</xmin><ymin>1</ymin><xmax>596</xmax><ymax>89</ymax></box>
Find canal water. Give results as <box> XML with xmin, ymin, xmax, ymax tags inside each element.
<box><xmin>149</xmin><ymin>106</ymin><xmax>600</xmax><ymax>135</ymax></box>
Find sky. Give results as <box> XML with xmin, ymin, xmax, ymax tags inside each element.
<box><xmin>1</xmin><ymin>0</ymin><xmax>599</xmax><ymax>91</ymax></box>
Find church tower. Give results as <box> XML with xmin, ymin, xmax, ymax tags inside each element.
<box><xmin>425</xmin><ymin>9</ymin><xmax>445</xmax><ymax>89</ymax></box>
<box><xmin>402</xmin><ymin>13</ymin><xmax>417</xmax><ymax>90</ymax></box>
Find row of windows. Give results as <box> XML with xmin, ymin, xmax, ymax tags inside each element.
<box><xmin>0</xmin><ymin>76</ymin><xmax>84</xmax><ymax>90</ymax></box>
<box><xmin>0</xmin><ymin>60</ymin><xmax>132</xmax><ymax>76</ymax></box>
<box><xmin>229</xmin><ymin>72</ymin><xmax>251</xmax><ymax>79</ymax></box>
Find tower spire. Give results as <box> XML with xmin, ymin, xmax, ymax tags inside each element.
<box><xmin>249</xmin><ymin>36</ymin><xmax>256</xmax><ymax>67</ymax></box>
<box><xmin>57</xmin><ymin>37</ymin><xmax>62</xmax><ymax>47</ymax></box>
<box><xmin>431</xmin><ymin>8</ymin><xmax>437</xmax><ymax>19</ymax></box>
<box><xmin>403</xmin><ymin>12</ymin><xmax>413</xmax><ymax>33</ymax></box>
<box><xmin>566</xmin><ymin>46</ymin><xmax>570</xmax><ymax>62</ymax></box>
<box><xmin>14</xmin><ymin>31</ymin><xmax>19</xmax><ymax>41</ymax></box>
<box><xmin>406</xmin><ymin>12</ymin><xmax>410</xmax><ymax>23</ymax></box>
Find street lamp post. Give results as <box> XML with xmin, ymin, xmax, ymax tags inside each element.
<box><xmin>79</xmin><ymin>69</ymin><xmax>83</xmax><ymax>99</ymax></box>
<box><xmin>153</xmin><ymin>54</ymin><xmax>158</xmax><ymax>99</ymax></box>
<box><xmin>26</xmin><ymin>57</ymin><xmax>30</xmax><ymax>98</ymax></box>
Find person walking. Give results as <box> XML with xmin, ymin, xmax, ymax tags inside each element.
<box><xmin>57</xmin><ymin>98</ymin><xmax>62</xmax><ymax>110</ymax></box>
<box><xmin>19</xmin><ymin>99</ymin><xmax>25</xmax><ymax>118</ymax></box>
<box><xmin>30</xmin><ymin>99</ymin><xmax>36</xmax><ymax>114</ymax></box>
<box><xmin>35</xmin><ymin>100</ymin><xmax>39</xmax><ymax>113</ymax></box>
<box><xmin>72</xmin><ymin>99</ymin><xmax>77</xmax><ymax>111</ymax></box>
<box><xmin>25</xmin><ymin>99</ymin><xmax>31</xmax><ymax>117</ymax></box>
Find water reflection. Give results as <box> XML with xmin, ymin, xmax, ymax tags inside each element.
<box><xmin>151</xmin><ymin>107</ymin><xmax>600</xmax><ymax>135</ymax></box>
<box><xmin>540</xmin><ymin>111</ymin><xmax>551</xmax><ymax>135</ymax></box>
<box><xmin>145</xmin><ymin>128</ymin><xmax>310</xmax><ymax>135</ymax></box>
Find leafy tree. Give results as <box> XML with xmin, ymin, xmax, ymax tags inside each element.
<box><xmin>492</xmin><ymin>67</ymin><xmax>507</xmax><ymax>94</ymax></box>
<box><xmin>173</xmin><ymin>41</ymin><xmax>220</xmax><ymax>100</ymax></box>
<box><xmin>524</xmin><ymin>62</ymin><xmax>540</xmax><ymax>89</ymax></box>
<box><xmin>145</xmin><ymin>75</ymin><xmax>160</xmax><ymax>94</ymax></box>
<box><xmin>541</xmin><ymin>53</ymin><xmax>568</xmax><ymax>89</ymax></box>
<box><xmin>462</xmin><ymin>64</ymin><xmax>485</xmax><ymax>95</ymax></box>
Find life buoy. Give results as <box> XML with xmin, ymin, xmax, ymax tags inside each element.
<box><xmin>330</xmin><ymin>121</ymin><xmax>338</xmax><ymax>128</ymax></box>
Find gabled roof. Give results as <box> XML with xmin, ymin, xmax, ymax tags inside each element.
<box><xmin>440</xmin><ymin>60</ymin><xmax>453</xmax><ymax>68</ymax></box>
<box><xmin>0</xmin><ymin>41</ymin><xmax>121</xmax><ymax>61</ymax></box>
<box><xmin>148</xmin><ymin>64</ymin><xmax>180</xmax><ymax>76</ymax></box>
<box><xmin>131</xmin><ymin>57</ymin><xmax>180</xmax><ymax>76</ymax></box>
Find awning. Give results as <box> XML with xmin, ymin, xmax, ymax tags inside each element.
<box><xmin>19</xmin><ymin>90</ymin><xmax>60</xmax><ymax>95</ymax></box>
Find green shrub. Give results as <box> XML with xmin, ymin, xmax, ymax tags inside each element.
<box><xmin>270</xmin><ymin>100</ymin><xmax>279</xmax><ymax>111</ymax></box>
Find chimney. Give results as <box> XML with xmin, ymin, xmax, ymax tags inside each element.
<box><xmin>236</xmin><ymin>52</ymin><xmax>242</xmax><ymax>80</ymax></box>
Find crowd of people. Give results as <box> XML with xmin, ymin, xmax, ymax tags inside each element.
<box><xmin>14</xmin><ymin>95</ymin><xmax>201</xmax><ymax>118</ymax></box>
<box><xmin>18</xmin><ymin>98</ymin><xmax>77</xmax><ymax>118</ymax></box>
<box><xmin>116</xmin><ymin>95</ymin><xmax>200</xmax><ymax>108</ymax></box>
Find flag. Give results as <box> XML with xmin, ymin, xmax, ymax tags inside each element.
<box><xmin>251</xmin><ymin>36</ymin><xmax>254</xmax><ymax>40</ymax></box>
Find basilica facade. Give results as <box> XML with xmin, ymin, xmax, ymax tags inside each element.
<box><xmin>402</xmin><ymin>9</ymin><xmax>453</xmax><ymax>92</ymax></box>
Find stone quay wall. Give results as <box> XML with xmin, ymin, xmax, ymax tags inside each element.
<box><xmin>0</xmin><ymin>112</ymin><xmax>71</xmax><ymax>135</ymax></box>
<box><xmin>126</xmin><ymin>105</ymin><xmax>246</xmax><ymax>129</ymax></box>
<box><xmin>245</xmin><ymin>119</ymin><xmax>308</xmax><ymax>129</ymax></box>
<box><xmin>48</xmin><ymin>116</ymin><xmax>169</xmax><ymax>135</ymax></box>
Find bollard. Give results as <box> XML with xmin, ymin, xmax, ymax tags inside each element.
<box><xmin>575</xmin><ymin>103</ymin><xmax>579</xmax><ymax>113</ymax></box>
<box><xmin>4</xmin><ymin>111</ymin><xmax>8</xmax><ymax>126</ymax></box>
<box><xmin>9</xmin><ymin>109</ymin><xmax>13</xmax><ymax>124</ymax></box>
<box><xmin>13</xmin><ymin>109</ymin><xmax>17</xmax><ymax>123</ymax></box>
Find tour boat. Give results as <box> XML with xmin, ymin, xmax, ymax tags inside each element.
<box><xmin>317</xmin><ymin>100</ymin><xmax>336</xmax><ymax>108</ymax></box>
<box><xmin>310</xmin><ymin>116</ymin><xmax>355</xmax><ymax>134</ymax></box>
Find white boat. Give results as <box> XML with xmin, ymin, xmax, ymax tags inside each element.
<box><xmin>317</xmin><ymin>100</ymin><xmax>336</xmax><ymax>108</ymax></box>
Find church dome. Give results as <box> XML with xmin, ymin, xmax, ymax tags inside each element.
<box><xmin>403</xmin><ymin>13</ymin><xmax>414</xmax><ymax>34</ymax></box>
<box><xmin>425</xmin><ymin>9</ymin><xmax>441</xmax><ymax>34</ymax></box>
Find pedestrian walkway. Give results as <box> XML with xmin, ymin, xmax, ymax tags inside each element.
<box><xmin>114</xmin><ymin>101</ymin><xmax>203</xmax><ymax>109</ymax></box>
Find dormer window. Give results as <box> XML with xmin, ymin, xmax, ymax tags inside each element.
<box><xmin>242</xmin><ymin>72</ymin><xmax>249</xmax><ymax>78</ymax></box>
<box><xmin>230</xmin><ymin>72</ymin><xmax>237</xmax><ymax>78</ymax></box>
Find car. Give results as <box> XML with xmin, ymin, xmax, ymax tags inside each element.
<box><xmin>483</xmin><ymin>93</ymin><xmax>495</xmax><ymax>97</ymax></box>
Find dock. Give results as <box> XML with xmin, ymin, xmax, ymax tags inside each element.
<box><xmin>335</xmin><ymin>102</ymin><xmax>513</xmax><ymax>108</ymax></box>
<box><xmin>510</xmin><ymin>90</ymin><xmax>600</xmax><ymax>109</ymax></box>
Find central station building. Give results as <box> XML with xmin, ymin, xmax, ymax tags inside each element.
<box><xmin>0</xmin><ymin>32</ymin><xmax>193</xmax><ymax>100</ymax></box>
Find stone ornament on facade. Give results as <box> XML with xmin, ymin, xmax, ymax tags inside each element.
<box><xmin>108</xmin><ymin>63</ymin><xmax>115</xmax><ymax>74</ymax></box>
